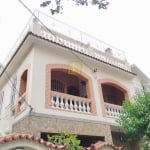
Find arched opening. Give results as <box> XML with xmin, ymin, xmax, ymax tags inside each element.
<box><xmin>101</xmin><ymin>83</ymin><xmax>125</xmax><ymax>106</ymax></box>
<box><xmin>49</xmin><ymin>69</ymin><xmax>93</xmax><ymax>113</ymax></box>
<box><xmin>51</xmin><ymin>70</ymin><xmax>88</xmax><ymax>98</ymax></box>
<box><xmin>17</xmin><ymin>70</ymin><xmax>28</xmax><ymax>113</ymax></box>
<box><xmin>11</xmin><ymin>146</ymin><xmax>36</xmax><ymax>150</ymax></box>
<box><xmin>99</xmin><ymin>79</ymin><xmax>130</xmax><ymax>118</ymax></box>
<box><xmin>46</xmin><ymin>64</ymin><xmax>96</xmax><ymax>114</ymax></box>
<box><xmin>19</xmin><ymin>70</ymin><xmax>28</xmax><ymax>96</ymax></box>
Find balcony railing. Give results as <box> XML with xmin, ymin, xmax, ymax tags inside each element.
<box><xmin>18</xmin><ymin>93</ymin><xmax>27</xmax><ymax>112</ymax></box>
<box><xmin>104</xmin><ymin>103</ymin><xmax>122</xmax><ymax>118</ymax></box>
<box><xmin>1</xmin><ymin>11</ymin><xmax>132</xmax><ymax>74</ymax></box>
<box><xmin>51</xmin><ymin>91</ymin><xmax>91</xmax><ymax>113</ymax></box>
<box><xmin>36</xmin><ymin>11</ymin><xmax>126</xmax><ymax>59</ymax></box>
<box><xmin>3</xmin><ymin>104</ymin><xmax>15</xmax><ymax>119</ymax></box>
<box><xmin>37</xmin><ymin>11</ymin><xmax>131</xmax><ymax>72</ymax></box>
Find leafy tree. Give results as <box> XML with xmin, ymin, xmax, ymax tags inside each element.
<box><xmin>118</xmin><ymin>85</ymin><xmax>150</xmax><ymax>149</ymax></box>
<box><xmin>47</xmin><ymin>131</ymin><xmax>83</xmax><ymax>150</ymax></box>
<box><xmin>40</xmin><ymin>0</ymin><xmax>109</xmax><ymax>15</ymax></box>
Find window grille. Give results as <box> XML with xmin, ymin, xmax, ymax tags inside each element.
<box><xmin>51</xmin><ymin>79</ymin><xmax>64</xmax><ymax>93</ymax></box>
<box><xmin>0</xmin><ymin>91</ymin><xmax>4</xmax><ymax>116</ymax></box>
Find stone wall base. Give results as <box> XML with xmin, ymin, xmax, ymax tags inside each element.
<box><xmin>13</xmin><ymin>113</ymin><xmax>113</xmax><ymax>143</ymax></box>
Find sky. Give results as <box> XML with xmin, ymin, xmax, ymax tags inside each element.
<box><xmin>0</xmin><ymin>0</ymin><xmax>150</xmax><ymax>77</ymax></box>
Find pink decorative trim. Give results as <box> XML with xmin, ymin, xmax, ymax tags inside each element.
<box><xmin>98</xmin><ymin>78</ymin><xmax>131</xmax><ymax>117</ymax></box>
<box><xmin>45</xmin><ymin>64</ymin><xmax>97</xmax><ymax>115</ymax></box>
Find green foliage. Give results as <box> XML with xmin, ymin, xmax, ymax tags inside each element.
<box><xmin>47</xmin><ymin>131</ymin><xmax>83</xmax><ymax>150</ymax></box>
<box><xmin>118</xmin><ymin>85</ymin><xmax>150</xmax><ymax>148</ymax></box>
<box><xmin>40</xmin><ymin>1</ymin><xmax>51</xmax><ymax>7</ymax></box>
<box><xmin>40</xmin><ymin>0</ymin><xmax>109</xmax><ymax>15</ymax></box>
<box><xmin>141</xmin><ymin>143</ymin><xmax>149</xmax><ymax>150</ymax></box>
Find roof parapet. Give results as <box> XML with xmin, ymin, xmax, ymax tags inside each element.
<box><xmin>1</xmin><ymin>10</ymin><xmax>131</xmax><ymax>73</ymax></box>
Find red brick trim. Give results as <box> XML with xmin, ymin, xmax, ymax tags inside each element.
<box><xmin>0</xmin><ymin>133</ymin><xmax>65</xmax><ymax>149</ymax></box>
<box><xmin>45</xmin><ymin>64</ymin><xmax>97</xmax><ymax>115</ymax></box>
<box><xmin>15</xmin><ymin>64</ymin><xmax>31</xmax><ymax>115</ymax></box>
<box><xmin>86</xmin><ymin>141</ymin><xmax>123</xmax><ymax>150</ymax></box>
<box><xmin>0</xmin><ymin>133</ymin><xmax>122</xmax><ymax>150</ymax></box>
<box><xmin>98</xmin><ymin>79</ymin><xmax>131</xmax><ymax>117</ymax></box>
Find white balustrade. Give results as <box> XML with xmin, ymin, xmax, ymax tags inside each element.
<box><xmin>1</xmin><ymin>11</ymin><xmax>131</xmax><ymax>74</ymax></box>
<box><xmin>40</xmin><ymin>27</ymin><xmax>131</xmax><ymax>72</ymax></box>
<box><xmin>36</xmin><ymin>11</ymin><xmax>128</xmax><ymax>60</ymax></box>
<box><xmin>104</xmin><ymin>103</ymin><xmax>122</xmax><ymax>118</ymax></box>
<box><xmin>19</xmin><ymin>93</ymin><xmax>27</xmax><ymax>111</ymax></box>
<box><xmin>3</xmin><ymin>104</ymin><xmax>15</xmax><ymax>119</ymax></box>
<box><xmin>51</xmin><ymin>91</ymin><xmax>91</xmax><ymax>113</ymax></box>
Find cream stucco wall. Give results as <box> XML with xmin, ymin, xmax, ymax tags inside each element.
<box><xmin>0</xmin><ymin>39</ymin><xmax>137</xmax><ymax>137</ymax></box>
<box><xmin>0</xmin><ymin>46</ymin><xmax>34</xmax><ymax>134</ymax></box>
<box><xmin>25</xmin><ymin>43</ymin><xmax>135</xmax><ymax>125</ymax></box>
<box><xmin>0</xmin><ymin>32</ymin><xmax>137</xmax><ymax>136</ymax></box>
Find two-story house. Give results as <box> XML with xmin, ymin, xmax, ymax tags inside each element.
<box><xmin>0</xmin><ymin>11</ymin><xmax>149</xmax><ymax>150</ymax></box>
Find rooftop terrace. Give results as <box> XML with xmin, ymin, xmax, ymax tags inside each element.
<box><xmin>1</xmin><ymin>10</ymin><xmax>131</xmax><ymax>74</ymax></box>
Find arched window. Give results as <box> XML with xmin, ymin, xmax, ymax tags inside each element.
<box><xmin>102</xmin><ymin>83</ymin><xmax>125</xmax><ymax>106</ymax></box>
<box><xmin>19</xmin><ymin>70</ymin><xmax>28</xmax><ymax>96</ymax></box>
<box><xmin>51</xmin><ymin>69</ymin><xmax>87</xmax><ymax>97</ymax></box>
<box><xmin>46</xmin><ymin>64</ymin><xmax>96</xmax><ymax>114</ymax></box>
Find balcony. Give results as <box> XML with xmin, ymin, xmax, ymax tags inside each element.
<box><xmin>3</xmin><ymin>103</ymin><xmax>15</xmax><ymax>119</ymax></box>
<box><xmin>39</xmin><ymin>17</ymin><xmax>131</xmax><ymax>72</ymax></box>
<box><xmin>2</xmin><ymin>95</ymin><xmax>27</xmax><ymax>119</ymax></box>
<box><xmin>51</xmin><ymin>91</ymin><xmax>91</xmax><ymax>113</ymax></box>
<box><xmin>50</xmin><ymin>91</ymin><xmax>122</xmax><ymax>118</ymax></box>
<box><xmin>104</xmin><ymin>103</ymin><xmax>121</xmax><ymax>118</ymax></box>
<box><xmin>18</xmin><ymin>93</ymin><xmax>27</xmax><ymax>112</ymax></box>
<box><xmin>101</xmin><ymin>83</ymin><xmax>126</xmax><ymax>118</ymax></box>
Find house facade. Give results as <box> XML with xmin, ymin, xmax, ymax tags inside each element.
<box><xmin>0</xmin><ymin>11</ymin><xmax>149</xmax><ymax>150</ymax></box>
